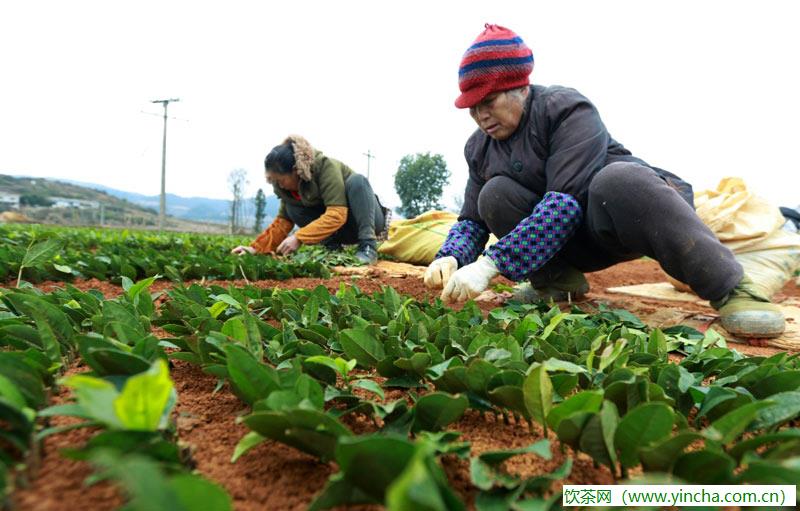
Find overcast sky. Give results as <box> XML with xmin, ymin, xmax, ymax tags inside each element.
<box><xmin>1</xmin><ymin>0</ymin><xmax>798</xmax><ymax>211</ymax></box>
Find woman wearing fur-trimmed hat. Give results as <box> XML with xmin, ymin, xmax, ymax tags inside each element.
<box><xmin>424</xmin><ymin>24</ymin><xmax>785</xmax><ymax>338</ymax></box>
<box><xmin>231</xmin><ymin>135</ymin><xmax>389</xmax><ymax>264</ymax></box>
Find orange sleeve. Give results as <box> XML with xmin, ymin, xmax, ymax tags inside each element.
<box><xmin>250</xmin><ymin>216</ymin><xmax>294</xmax><ymax>254</ymax></box>
<box><xmin>295</xmin><ymin>206</ymin><xmax>348</xmax><ymax>244</ymax></box>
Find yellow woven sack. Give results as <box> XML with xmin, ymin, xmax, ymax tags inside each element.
<box><xmin>675</xmin><ymin>177</ymin><xmax>800</xmax><ymax>298</ymax></box>
<box><xmin>378</xmin><ymin>210</ymin><xmax>497</xmax><ymax>265</ymax></box>
<box><xmin>694</xmin><ymin>177</ymin><xmax>790</xmax><ymax>253</ymax></box>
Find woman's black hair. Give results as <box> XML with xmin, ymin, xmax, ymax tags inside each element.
<box><xmin>264</xmin><ymin>142</ymin><xmax>295</xmax><ymax>174</ymax></box>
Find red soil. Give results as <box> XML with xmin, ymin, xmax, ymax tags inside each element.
<box><xmin>10</xmin><ymin>260</ymin><xmax>799</xmax><ymax>510</ymax></box>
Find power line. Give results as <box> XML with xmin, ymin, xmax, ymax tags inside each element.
<box><xmin>151</xmin><ymin>98</ymin><xmax>180</xmax><ymax>231</ymax></box>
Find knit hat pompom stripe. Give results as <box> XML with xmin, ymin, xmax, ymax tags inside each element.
<box><xmin>460</xmin><ymin>45</ymin><xmax>532</xmax><ymax>68</ymax></box>
<box><xmin>455</xmin><ymin>24</ymin><xmax>533</xmax><ymax>109</ymax></box>
<box><xmin>459</xmin><ymin>55</ymin><xmax>534</xmax><ymax>77</ymax></box>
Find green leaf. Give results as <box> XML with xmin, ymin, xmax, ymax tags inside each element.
<box><xmin>231</xmin><ymin>431</ymin><xmax>266</xmax><ymax>462</ymax></box>
<box><xmin>542</xmin><ymin>359</ymin><xmax>589</xmax><ymax>375</ymax></box>
<box><xmin>738</xmin><ymin>458</ymin><xmax>800</xmax><ymax>485</ymax></box>
<box><xmin>694</xmin><ymin>386</ymin><xmax>740</xmax><ymax>426</ymax></box>
<box><xmin>21</xmin><ymin>238</ymin><xmax>60</xmax><ymax>269</ymax></box>
<box><xmin>540</xmin><ymin>313</ymin><xmax>567</xmax><ymax>340</ymax></box>
<box><xmin>127</xmin><ymin>275</ymin><xmax>159</xmax><ymax>302</ymax></box>
<box><xmin>470</xmin><ymin>440</ymin><xmax>563</xmax><ymax>498</ymax></box>
<box><xmin>353</xmin><ymin>379</ymin><xmax>385</xmax><ymax>400</ymax></box>
<box><xmin>90</xmin><ymin>349</ymin><xmax>152</xmax><ymax>376</ymax></box>
<box><xmin>221</xmin><ymin>317</ymin><xmax>247</xmax><ymax>343</ymax></box>
<box><xmin>479</xmin><ymin>440</ymin><xmax>552</xmax><ymax>466</ymax></box>
<box><xmin>613</xmin><ymin>402</ymin><xmax>674</xmax><ymax>470</ymax></box>
<box><xmin>639</xmin><ymin>431</ymin><xmax>703</xmax><ymax>472</ymax></box>
<box><xmin>213</xmin><ymin>293</ymin><xmax>244</xmax><ymax>310</ymax></box>
<box><xmin>207</xmin><ymin>301</ymin><xmax>229</xmax><ymax>319</ymax></box>
<box><xmin>242</xmin><ymin>409</ymin><xmax>351</xmax><ymax>462</ymax></box>
<box><xmin>546</xmin><ymin>390</ymin><xmax>603</xmax><ymax>431</ymax></box>
<box><xmin>412</xmin><ymin>392</ymin><xmax>468</xmax><ymax>433</ymax></box>
<box><xmin>704</xmin><ymin>400</ymin><xmax>776</xmax><ymax>445</ymax></box>
<box><xmin>551</xmin><ymin>374</ymin><xmax>579</xmax><ymax>400</ymax></box>
<box><xmin>171</xmin><ymin>473</ymin><xmax>233</xmax><ymax>511</ymax></box>
<box><xmin>728</xmin><ymin>429</ymin><xmax>800</xmax><ymax>461</ymax></box>
<box><xmin>333</xmin><ymin>435</ymin><xmax>417</xmax><ymax>503</ymax></box>
<box><xmin>305</xmin><ymin>355</ymin><xmax>346</xmax><ymax>378</ymax></box>
<box><xmin>0</xmin><ymin>374</ymin><xmax>27</xmax><ymax>409</ymax></box>
<box><xmin>673</xmin><ymin>450</ymin><xmax>735</xmax><ymax>484</ymax></box>
<box><xmin>598</xmin><ymin>339</ymin><xmax>628</xmax><ymax>372</ymax></box>
<box><xmin>309</xmin><ymin>473</ymin><xmax>378</xmax><ymax>511</ymax></box>
<box><xmin>578</xmin><ymin>401</ymin><xmax>619</xmax><ymax>472</ymax></box>
<box><xmin>339</xmin><ymin>329</ymin><xmax>385</xmax><ymax>369</ymax></box>
<box><xmin>90</xmin><ymin>450</ymin><xmax>232</xmax><ymax>511</ymax></box>
<box><xmin>523</xmin><ymin>364</ymin><xmax>553</xmax><ymax>433</ymax></box>
<box><xmin>61</xmin><ymin>373</ymin><xmax>121</xmax><ymax>428</ymax></box>
<box><xmin>386</xmin><ymin>443</ymin><xmax>465</xmax><ymax>511</ymax></box>
<box><xmin>466</xmin><ymin>360</ymin><xmax>500</xmax><ymax>396</ymax></box>
<box><xmin>53</xmin><ymin>263</ymin><xmax>73</xmax><ymax>274</ymax></box>
<box><xmin>487</xmin><ymin>386</ymin><xmax>526</xmax><ymax>417</ymax></box>
<box><xmin>749</xmin><ymin>370</ymin><xmax>800</xmax><ymax>399</ymax></box>
<box><xmin>0</xmin><ymin>352</ymin><xmax>47</xmax><ymax>408</ymax></box>
<box><xmin>114</xmin><ymin>359</ymin><xmax>175</xmax><ymax>431</ymax></box>
<box><xmin>395</xmin><ymin>353</ymin><xmax>432</xmax><ymax>378</ymax></box>
<box><xmin>752</xmin><ymin>392</ymin><xmax>800</xmax><ymax>430</ymax></box>
<box><xmin>647</xmin><ymin>329</ymin><xmax>667</xmax><ymax>355</ymax></box>
<box><xmin>556</xmin><ymin>411</ymin><xmax>593</xmax><ymax>450</ymax></box>
<box><xmin>225</xmin><ymin>344</ymin><xmax>281</xmax><ymax>405</ymax></box>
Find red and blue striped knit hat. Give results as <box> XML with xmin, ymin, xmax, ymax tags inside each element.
<box><xmin>455</xmin><ymin>24</ymin><xmax>534</xmax><ymax>109</ymax></box>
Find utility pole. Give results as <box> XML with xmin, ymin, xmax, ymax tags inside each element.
<box><xmin>363</xmin><ymin>149</ymin><xmax>375</xmax><ymax>180</ymax></box>
<box><xmin>151</xmin><ymin>98</ymin><xmax>180</xmax><ymax>230</ymax></box>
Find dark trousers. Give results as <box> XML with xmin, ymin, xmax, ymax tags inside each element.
<box><xmin>477</xmin><ymin>162</ymin><xmax>743</xmax><ymax>301</ymax></box>
<box><xmin>284</xmin><ymin>174</ymin><xmax>385</xmax><ymax>247</ymax></box>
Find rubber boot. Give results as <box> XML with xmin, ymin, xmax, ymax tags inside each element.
<box><xmin>710</xmin><ymin>276</ymin><xmax>785</xmax><ymax>338</ymax></box>
<box><xmin>355</xmin><ymin>241</ymin><xmax>378</xmax><ymax>265</ymax></box>
<box><xmin>512</xmin><ymin>263</ymin><xmax>589</xmax><ymax>303</ymax></box>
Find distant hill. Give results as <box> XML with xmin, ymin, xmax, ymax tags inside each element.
<box><xmin>57</xmin><ymin>180</ymin><xmax>279</xmax><ymax>226</ymax></box>
<box><xmin>0</xmin><ymin>174</ymin><xmax>270</xmax><ymax>233</ymax></box>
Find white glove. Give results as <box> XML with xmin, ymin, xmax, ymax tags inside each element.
<box><xmin>441</xmin><ymin>256</ymin><xmax>499</xmax><ymax>303</ymax></box>
<box><xmin>424</xmin><ymin>256</ymin><xmax>458</xmax><ymax>289</ymax></box>
<box><xmin>231</xmin><ymin>245</ymin><xmax>256</xmax><ymax>255</ymax></box>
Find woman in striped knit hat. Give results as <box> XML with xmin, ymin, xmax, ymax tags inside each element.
<box><xmin>424</xmin><ymin>24</ymin><xmax>785</xmax><ymax>338</ymax></box>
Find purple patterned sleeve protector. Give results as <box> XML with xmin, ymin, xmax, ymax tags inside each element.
<box><xmin>436</xmin><ymin>219</ymin><xmax>490</xmax><ymax>268</ymax></box>
<box><xmin>484</xmin><ymin>192</ymin><xmax>583</xmax><ymax>281</ymax></box>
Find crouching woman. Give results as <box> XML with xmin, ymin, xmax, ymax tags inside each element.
<box><xmin>231</xmin><ymin>135</ymin><xmax>388</xmax><ymax>264</ymax></box>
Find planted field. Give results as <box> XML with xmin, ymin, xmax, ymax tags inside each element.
<box><xmin>1</xmin><ymin>225</ymin><xmax>799</xmax><ymax>510</ymax></box>
<box><xmin>0</xmin><ymin>224</ymin><xmax>360</xmax><ymax>284</ymax></box>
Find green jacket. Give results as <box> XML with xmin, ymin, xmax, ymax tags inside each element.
<box><xmin>274</xmin><ymin>149</ymin><xmax>354</xmax><ymax>219</ymax></box>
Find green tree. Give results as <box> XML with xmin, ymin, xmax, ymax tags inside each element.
<box><xmin>253</xmin><ymin>188</ymin><xmax>267</xmax><ymax>233</ymax></box>
<box><xmin>394</xmin><ymin>152</ymin><xmax>450</xmax><ymax>218</ymax></box>
<box><xmin>19</xmin><ymin>194</ymin><xmax>54</xmax><ymax>207</ymax></box>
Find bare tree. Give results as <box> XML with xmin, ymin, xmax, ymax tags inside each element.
<box><xmin>228</xmin><ymin>168</ymin><xmax>249</xmax><ymax>234</ymax></box>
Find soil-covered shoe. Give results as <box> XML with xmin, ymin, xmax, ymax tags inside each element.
<box><xmin>322</xmin><ymin>240</ymin><xmax>343</xmax><ymax>252</ymax></box>
<box><xmin>711</xmin><ymin>277</ymin><xmax>785</xmax><ymax>338</ymax></box>
<box><xmin>355</xmin><ymin>243</ymin><xmax>378</xmax><ymax>265</ymax></box>
<box><xmin>512</xmin><ymin>264</ymin><xmax>589</xmax><ymax>303</ymax></box>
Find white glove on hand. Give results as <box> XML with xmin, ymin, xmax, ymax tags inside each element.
<box><xmin>424</xmin><ymin>256</ymin><xmax>458</xmax><ymax>289</ymax></box>
<box><xmin>441</xmin><ymin>256</ymin><xmax>499</xmax><ymax>303</ymax></box>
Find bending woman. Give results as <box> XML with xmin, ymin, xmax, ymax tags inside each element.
<box><xmin>232</xmin><ymin>135</ymin><xmax>388</xmax><ymax>264</ymax></box>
